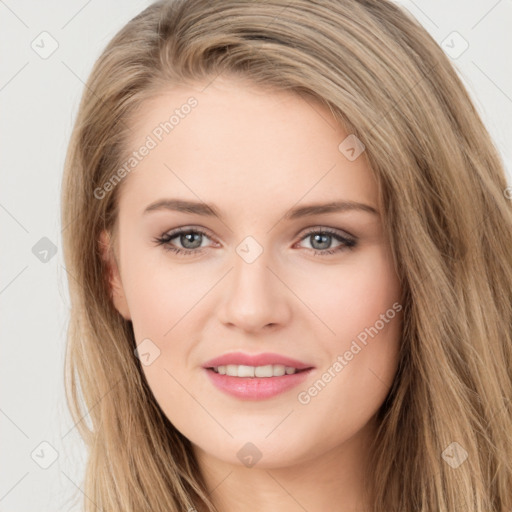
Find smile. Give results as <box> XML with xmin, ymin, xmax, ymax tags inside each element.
<box><xmin>204</xmin><ymin>366</ymin><xmax>314</xmax><ymax>400</ymax></box>
<box><xmin>210</xmin><ymin>364</ymin><xmax>304</xmax><ymax>377</ymax></box>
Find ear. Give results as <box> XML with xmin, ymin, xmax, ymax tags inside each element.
<box><xmin>98</xmin><ymin>229</ymin><xmax>131</xmax><ymax>321</ymax></box>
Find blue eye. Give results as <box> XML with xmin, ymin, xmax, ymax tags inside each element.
<box><xmin>153</xmin><ymin>227</ymin><xmax>213</xmax><ymax>256</ymax></box>
<box><xmin>153</xmin><ymin>226</ymin><xmax>357</xmax><ymax>257</ymax></box>
<box><xmin>298</xmin><ymin>228</ymin><xmax>357</xmax><ymax>255</ymax></box>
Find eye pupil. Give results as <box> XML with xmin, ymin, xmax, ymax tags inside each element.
<box><xmin>311</xmin><ymin>233</ymin><xmax>331</xmax><ymax>250</ymax></box>
<box><xmin>181</xmin><ymin>232</ymin><xmax>202</xmax><ymax>249</ymax></box>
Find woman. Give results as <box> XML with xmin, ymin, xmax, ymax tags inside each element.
<box><xmin>60</xmin><ymin>0</ymin><xmax>512</xmax><ymax>510</ymax></box>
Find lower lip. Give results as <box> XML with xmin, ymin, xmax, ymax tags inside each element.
<box><xmin>203</xmin><ymin>368</ymin><xmax>314</xmax><ymax>400</ymax></box>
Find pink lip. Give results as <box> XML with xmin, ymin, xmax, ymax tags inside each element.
<box><xmin>201</xmin><ymin>351</ymin><xmax>315</xmax><ymax>400</ymax></box>
<box><xmin>204</xmin><ymin>367</ymin><xmax>314</xmax><ymax>400</ymax></box>
<box><xmin>202</xmin><ymin>352</ymin><xmax>314</xmax><ymax>370</ymax></box>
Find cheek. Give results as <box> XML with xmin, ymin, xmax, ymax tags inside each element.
<box><xmin>299</xmin><ymin>246</ymin><xmax>402</xmax><ymax>405</ymax></box>
<box><xmin>298</xmin><ymin>246</ymin><xmax>401</xmax><ymax>341</ymax></box>
<box><xmin>125</xmin><ymin>259</ymin><xmax>202</xmax><ymax>339</ymax></box>
<box><xmin>126</xmin><ymin>266</ymin><xmax>199</xmax><ymax>424</ymax></box>
<box><xmin>123</xmin><ymin>260</ymin><xmax>208</xmax><ymax>399</ymax></box>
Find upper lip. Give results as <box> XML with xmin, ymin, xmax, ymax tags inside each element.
<box><xmin>202</xmin><ymin>352</ymin><xmax>314</xmax><ymax>370</ymax></box>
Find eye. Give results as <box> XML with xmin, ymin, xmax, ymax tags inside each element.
<box><xmin>295</xmin><ymin>227</ymin><xmax>357</xmax><ymax>256</ymax></box>
<box><xmin>153</xmin><ymin>226</ymin><xmax>357</xmax><ymax>257</ymax></box>
<box><xmin>153</xmin><ymin>227</ymin><xmax>215</xmax><ymax>256</ymax></box>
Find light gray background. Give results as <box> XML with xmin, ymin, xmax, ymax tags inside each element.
<box><xmin>1</xmin><ymin>1</ymin><xmax>511</xmax><ymax>510</ymax></box>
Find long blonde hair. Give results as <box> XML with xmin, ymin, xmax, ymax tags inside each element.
<box><xmin>60</xmin><ymin>0</ymin><xmax>512</xmax><ymax>510</ymax></box>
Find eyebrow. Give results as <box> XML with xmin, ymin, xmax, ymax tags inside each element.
<box><xmin>143</xmin><ymin>198</ymin><xmax>379</xmax><ymax>220</ymax></box>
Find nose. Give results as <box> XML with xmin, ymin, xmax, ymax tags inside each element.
<box><xmin>217</xmin><ymin>248</ymin><xmax>292</xmax><ymax>334</ymax></box>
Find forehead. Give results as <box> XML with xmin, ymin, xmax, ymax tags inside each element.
<box><xmin>118</xmin><ymin>77</ymin><xmax>378</xmax><ymax>219</ymax></box>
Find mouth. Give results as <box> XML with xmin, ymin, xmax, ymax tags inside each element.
<box><xmin>203</xmin><ymin>365</ymin><xmax>315</xmax><ymax>400</ymax></box>
<box><xmin>207</xmin><ymin>364</ymin><xmax>312</xmax><ymax>377</ymax></box>
<box><xmin>201</xmin><ymin>352</ymin><xmax>315</xmax><ymax>399</ymax></box>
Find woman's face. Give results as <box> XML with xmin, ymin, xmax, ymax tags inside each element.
<box><xmin>102</xmin><ymin>76</ymin><xmax>402</xmax><ymax>471</ymax></box>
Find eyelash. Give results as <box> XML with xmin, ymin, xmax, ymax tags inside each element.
<box><xmin>153</xmin><ymin>226</ymin><xmax>357</xmax><ymax>257</ymax></box>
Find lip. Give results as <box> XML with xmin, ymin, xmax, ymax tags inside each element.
<box><xmin>202</xmin><ymin>352</ymin><xmax>314</xmax><ymax>371</ymax></box>
<box><xmin>204</xmin><ymin>367</ymin><xmax>314</xmax><ymax>400</ymax></box>
<box><xmin>201</xmin><ymin>351</ymin><xmax>315</xmax><ymax>400</ymax></box>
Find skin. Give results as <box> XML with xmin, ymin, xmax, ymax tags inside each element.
<box><xmin>100</xmin><ymin>75</ymin><xmax>403</xmax><ymax>512</ymax></box>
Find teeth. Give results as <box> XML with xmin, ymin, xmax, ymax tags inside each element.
<box><xmin>212</xmin><ymin>364</ymin><xmax>300</xmax><ymax>377</ymax></box>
